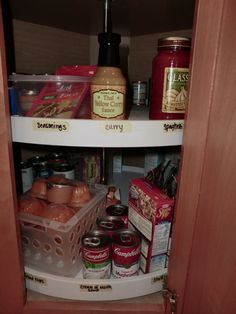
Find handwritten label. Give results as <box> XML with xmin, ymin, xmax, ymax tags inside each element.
<box><xmin>151</xmin><ymin>274</ymin><xmax>165</xmax><ymax>284</ymax></box>
<box><xmin>25</xmin><ymin>272</ymin><xmax>47</xmax><ymax>286</ymax></box>
<box><xmin>32</xmin><ymin>119</ymin><xmax>69</xmax><ymax>132</ymax></box>
<box><xmin>80</xmin><ymin>284</ymin><xmax>112</xmax><ymax>292</ymax></box>
<box><xmin>163</xmin><ymin>122</ymin><xmax>184</xmax><ymax>133</ymax></box>
<box><xmin>100</xmin><ymin>121</ymin><xmax>132</xmax><ymax>133</ymax></box>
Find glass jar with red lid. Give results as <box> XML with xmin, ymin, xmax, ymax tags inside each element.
<box><xmin>149</xmin><ymin>37</ymin><xmax>191</xmax><ymax>120</ymax></box>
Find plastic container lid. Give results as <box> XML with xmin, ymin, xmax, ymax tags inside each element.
<box><xmin>8</xmin><ymin>74</ymin><xmax>92</xmax><ymax>83</ymax></box>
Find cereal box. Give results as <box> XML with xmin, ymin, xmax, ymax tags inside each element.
<box><xmin>128</xmin><ymin>177</ymin><xmax>174</xmax><ymax>273</ymax></box>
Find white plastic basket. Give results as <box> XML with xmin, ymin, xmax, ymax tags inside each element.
<box><xmin>19</xmin><ymin>185</ymin><xmax>107</xmax><ymax>277</ymax></box>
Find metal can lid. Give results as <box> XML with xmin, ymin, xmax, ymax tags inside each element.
<box><xmin>82</xmin><ymin>230</ymin><xmax>111</xmax><ymax>248</ymax></box>
<box><xmin>28</xmin><ymin>155</ymin><xmax>46</xmax><ymax>166</ymax></box>
<box><xmin>20</xmin><ymin>88</ymin><xmax>38</xmax><ymax>96</ymax></box>
<box><xmin>97</xmin><ymin>216</ymin><xmax>125</xmax><ymax>231</ymax></box>
<box><xmin>158</xmin><ymin>36</ymin><xmax>191</xmax><ymax>48</ymax></box>
<box><xmin>20</xmin><ymin>161</ymin><xmax>32</xmax><ymax>169</ymax></box>
<box><xmin>52</xmin><ymin>163</ymin><xmax>74</xmax><ymax>172</ymax></box>
<box><xmin>113</xmin><ymin>229</ymin><xmax>141</xmax><ymax>247</ymax></box>
<box><xmin>106</xmin><ymin>204</ymin><xmax>128</xmax><ymax>217</ymax></box>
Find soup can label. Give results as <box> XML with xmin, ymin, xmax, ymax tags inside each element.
<box><xmin>112</xmin><ymin>230</ymin><xmax>141</xmax><ymax>278</ymax></box>
<box><xmin>82</xmin><ymin>230</ymin><xmax>111</xmax><ymax>279</ymax></box>
<box><xmin>132</xmin><ymin>81</ymin><xmax>147</xmax><ymax>106</ymax></box>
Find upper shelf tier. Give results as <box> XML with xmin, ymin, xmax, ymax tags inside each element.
<box><xmin>11</xmin><ymin>107</ymin><xmax>184</xmax><ymax>148</ymax></box>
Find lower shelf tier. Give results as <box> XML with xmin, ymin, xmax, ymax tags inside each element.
<box><xmin>25</xmin><ymin>266</ymin><xmax>167</xmax><ymax>301</ymax></box>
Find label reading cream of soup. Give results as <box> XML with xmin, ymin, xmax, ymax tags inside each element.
<box><xmin>92</xmin><ymin>86</ymin><xmax>125</xmax><ymax>119</ymax></box>
<box><xmin>162</xmin><ymin>67</ymin><xmax>189</xmax><ymax>113</ymax></box>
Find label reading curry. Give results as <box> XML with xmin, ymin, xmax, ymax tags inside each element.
<box><xmin>162</xmin><ymin>67</ymin><xmax>189</xmax><ymax>113</ymax></box>
<box><xmin>91</xmin><ymin>86</ymin><xmax>125</xmax><ymax>119</ymax></box>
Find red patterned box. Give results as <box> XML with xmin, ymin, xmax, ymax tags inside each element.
<box><xmin>128</xmin><ymin>178</ymin><xmax>174</xmax><ymax>273</ymax></box>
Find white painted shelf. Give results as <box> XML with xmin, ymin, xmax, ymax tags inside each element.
<box><xmin>11</xmin><ymin>107</ymin><xmax>184</xmax><ymax>148</ymax></box>
<box><xmin>25</xmin><ymin>266</ymin><xmax>167</xmax><ymax>301</ymax></box>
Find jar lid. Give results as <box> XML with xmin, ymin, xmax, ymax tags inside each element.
<box><xmin>158</xmin><ymin>36</ymin><xmax>191</xmax><ymax>48</ymax></box>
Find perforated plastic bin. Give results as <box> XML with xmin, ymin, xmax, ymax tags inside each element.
<box><xmin>19</xmin><ymin>185</ymin><xmax>107</xmax><ymax>277</ymax></box>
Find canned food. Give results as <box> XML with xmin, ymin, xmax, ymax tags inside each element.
<box><xmin>52</xmin><ymin>163</ymin><xmax>75</xmax><ymax>180</ymax></box>
<box><xmin>106</xmin><ymin>204</ymin><xmax>128</xmax><ymax>227</ymax></box>
<box><xmin>97</xmin><ymin>216</ymin><xmax>125</xmax><ymax>237</ymax></box>
<box><xmin>132</xmin><ymin>81</ymin><xmax>147</xmax><ymax>106</ymax></box>
<box><xmin>28</xmin><ymin>155</ymin><xmax>46</xmax><ymax>167</ymax></box>
<box><xmin>112</xmin><ymin>229</ymin><xmax>141</xmax><ymax>278</ymax></box>
<box><xmin>19</xmin><ymin>88</ymin><xmax>39</xmax><ymax>114</ymax></box>
<box><xmin>82</xmin><ymin>230</ymin><xmax>112</xmax><ymax>279</ymax></box>
<box><xmin>45</xmin><ymin>152</ymin><xmax>68</xmax><ymax>168</ymax></box>
<box><xmin>27</xmin><ymin>155</ymin><xmax>48</xmax><ymax>178</ymax></box>
<box><xmin>20</xmin><ymin>161</ymin><xmax>34</xmax><ymax>193</ymax></box>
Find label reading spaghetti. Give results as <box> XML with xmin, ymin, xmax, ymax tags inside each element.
<box><xmin>33</xmin><ymin>119</ymin><xmax>69</xmax><ymax>132</ymax></box>
<box><xmin>163</xmin><ymin>122</ymin><xmax>184</xmax><ymax>133</ymax></box>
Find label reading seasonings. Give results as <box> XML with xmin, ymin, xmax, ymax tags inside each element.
<box><xmin>162</xmin><ymin>67</ymin><xmax>189</xmax><ymax>113</ymax></box>
<box><xmin>33</xmin><ymin>119</ymin><xmax>69</xmax><ymax>132</ymax></box>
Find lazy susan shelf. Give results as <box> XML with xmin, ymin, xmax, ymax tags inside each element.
<box><xmin>11</xmin><ymin>107</ymin><xmax>184</xmax><ymax>148</ymax></box>
<box><xmin>25</xmin><ymin>266</ymin><xmax>167</xmax><ymax>301</ymax></box>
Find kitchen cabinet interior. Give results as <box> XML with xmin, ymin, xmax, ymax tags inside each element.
<box><xmin>1</xmin><ymin>0</ymin><xmax>236</xmax><ymax>313</ymax></box>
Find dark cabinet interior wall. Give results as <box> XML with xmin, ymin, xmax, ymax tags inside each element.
<box><xmin>12</xmin><ymin>19</ymin><xmax>191</xmax><ymax>82</ymax></box>
<box><xmin>12</xmin><ymin>20</ymin><xmax>90</xmax><ymax>74</ymax></box>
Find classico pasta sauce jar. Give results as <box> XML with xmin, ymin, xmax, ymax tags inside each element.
<box><xmin>149</xmin><ymin>37</ymin><xmax>191</xmax><ymax>120</ymax></box>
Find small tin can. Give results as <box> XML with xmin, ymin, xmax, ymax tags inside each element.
<box><xmin>45</xmin><ymin>152</ymin><xmax>68</xmax><ymax>167</ymax></box>
<box><xmin>27</xmin><ymin>155</ymin><xmax>48</xmax><ymax>178</ymax></box>
<box><xmin>112</xmin><ymin>229</ymin><xmax>141</xmax><ymax>278</ymax></box>
<box><xmin>132</xmin><ymin>81</ymin><xmax>147</xmax><ymax>106</ymax></box>
<box><xmin>97</xmin><ymin>216</ymin><xmax>125</xmax><ymax>237</ymax></box>
<box><xmin>82</xmin><ymin>230</ymin><xmax>112</xmax><ymax>279</ymax></box>
<box><xmin>20</xmin><ymin>161</ymin><xmax>34</xmax><ymax>193</ymax></box>
<box><xmin>106</xmin><ymin>204</ymin><xmax>129</xmax><ymax>227</ymax></box>
<box><xmin>34</xmin><ymin>163</ymin><xmax>50</xmax><ymax>179</ymax></box>
<box><xmin>52</xmin><ymin>163</ymin><xmax>75</xmax><ymax>180</ymax></box>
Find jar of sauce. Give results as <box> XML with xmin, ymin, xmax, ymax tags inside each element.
<box><xmin>149</xmin><ymin>37</ymin><xmax>191</xmax><ymax>120</ymax></box>
<box><xmin>91</xmin><ymin>32</ymin><xmax>126</xmax><ymax>119</ymax></box>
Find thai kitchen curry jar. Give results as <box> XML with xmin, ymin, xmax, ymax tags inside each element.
<box><xmin>149</xmin><ymin>37</ymin><xmax>191</xmax><ymax>120</ymax></box>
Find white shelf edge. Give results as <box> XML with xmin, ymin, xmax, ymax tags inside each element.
<box><xmin>25</xmin><ymin>266</ymin><xmax>167</xmax><ymax>301</ymax></box>
<box><xmin>11</xmin><ymin>116</ymin><xmax>184</xmax><ymax>148</ymax></box>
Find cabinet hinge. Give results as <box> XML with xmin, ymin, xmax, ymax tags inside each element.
<box><xmin>162</xmin><ymin>275</ymin><xmax>178</xmax><ymax>314</ymax></box>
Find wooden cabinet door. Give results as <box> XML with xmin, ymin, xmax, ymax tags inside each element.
<box><xmin>1</xmin><ymin>0</ymin><xmax>236</xmax><ymax>313</ymax></box>
<box><xmin>166</xmin><ymin>0</ymin><xmax>236</xmax><ymax>313</ymax></box>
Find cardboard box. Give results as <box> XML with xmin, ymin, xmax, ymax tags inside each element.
<box><xmin>128</xmin><ymin>178</ymin><xmax>174</xmax><ymax>273</ymax></box>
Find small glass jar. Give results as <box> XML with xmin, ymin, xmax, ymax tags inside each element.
<box><xmin>149</xmin><ymin>37</ymin><xmax>191</xmax><ymax>120</ymax></box>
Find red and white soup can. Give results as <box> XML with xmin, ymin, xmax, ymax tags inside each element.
<box><xmin>82</xmin><ymin>230</ymin><xmax>111</xmax><ymax>279</ymax></box>
<box><xmin>112</xmin><ymin>229</ymin><xmax>141</xmax><ymax>278</ymax></box>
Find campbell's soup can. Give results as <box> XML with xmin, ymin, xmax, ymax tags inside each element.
<box><xmin>97</xmin><ymin>216</ymin><xmax>125</xmax><ymax>237</ymax></box>
<box><xmin>82</xmin><ymin>230</ymin><xmax>111</xmax><ymax>279</ymax></box>
<box><xmin>106</xmin><ymin>204</ymin><xmax>128</xmax><ymax>227</ymax></box>
<box><xmin>112</xmin><ymin>229</ymin><xmax>141</xmax><ymax>278</ymax></box>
